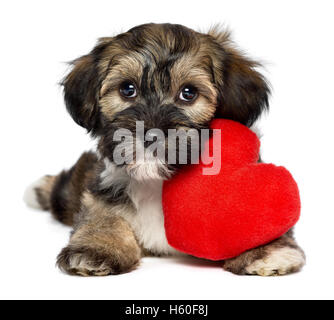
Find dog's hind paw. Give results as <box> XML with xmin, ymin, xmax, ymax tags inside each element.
<box><xmin>245</xmin><ymin>247</ymin><xmax>305</xmax><ymax>276</ymax></box>
<box><xmin>24</xmin><ymin>176</ymin><xmax>55</xmax><ymax>210</ymax></box>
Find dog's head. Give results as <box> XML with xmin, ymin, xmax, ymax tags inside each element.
<box><xmin>62</xmin><ymin>23</ymin><xmax>270</xmax><ymax>179</ymax></box>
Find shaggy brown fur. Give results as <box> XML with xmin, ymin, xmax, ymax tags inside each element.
<box><xmin>46</xmin><ymin>152</ymin><xmax>97</xmax><ymax>226</ymax></box>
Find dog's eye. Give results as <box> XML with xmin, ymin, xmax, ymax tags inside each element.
<box><xmin>179</xmin><ymin>85</ymin><xmax>198</xmax><ymax>102</ymax></box>
<box><xmin>119</xmin><ymin>82</ymin><xmax>137</xmax><ymax>98</ymax></box>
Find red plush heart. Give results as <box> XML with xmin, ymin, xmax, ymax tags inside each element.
<box><xmin>162</xmin><ymin>119</ymin><xmax>301</xmax><ymax>261</ymax></box>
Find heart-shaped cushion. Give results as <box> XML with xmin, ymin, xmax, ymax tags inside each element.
<box><xmin>162</xmin><ymin>119</ymin><xmax>301</xmax><ymax>261</ymax></box>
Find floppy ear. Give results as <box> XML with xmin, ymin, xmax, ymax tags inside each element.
<box><xmin>210</xmin><ymin>29</ymin><xmax>270</xmax><ymax>127</ymax></box>
<box><xmin>62</xmin><ymin>39</ymin><xmax>112</xmax><ymax>133</ymax></box>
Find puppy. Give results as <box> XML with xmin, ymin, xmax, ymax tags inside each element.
<box><xmin>24</xmin><ymin>23</ymin><xmax>305</xmax><ymax>276</ymax></box>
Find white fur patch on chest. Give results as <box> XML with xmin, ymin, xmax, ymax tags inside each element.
<box><xmin>125</xmin><ymin>179</ymin><xmax>180</xmax><ymax>256</ymax></box>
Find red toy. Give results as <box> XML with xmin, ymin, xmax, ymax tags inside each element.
<box><xmin>162</xmin><ymin>119</ymin><xmax>301</xmax><ymax>261</ymax></box>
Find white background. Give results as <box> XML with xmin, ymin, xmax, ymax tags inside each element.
<box><xmin>1</xmin><ymin>0</ymin><xmax>333</xmax><ymax>300</ymax></box>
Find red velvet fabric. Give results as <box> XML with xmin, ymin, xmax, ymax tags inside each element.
<box><xmin>163</xmin><ymin>119</ymin><xmax>301</xmax><ymax>261</ymax></box>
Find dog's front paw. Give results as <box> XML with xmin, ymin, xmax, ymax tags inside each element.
<box><xmin>57</xmin><ymin>245</ymin><xmax>140</xmax><ymax>276</ymax></box>
<box><xmin>244</xmin><ymin>247</ymin><xmax>305</xmax><ymax>276</ymax></box>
